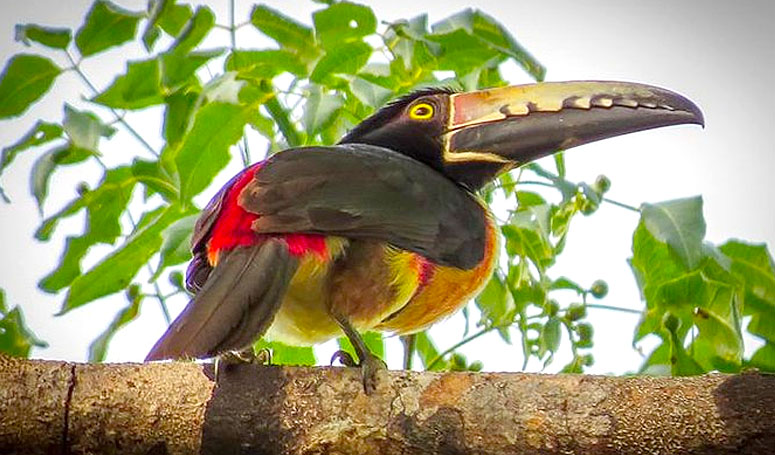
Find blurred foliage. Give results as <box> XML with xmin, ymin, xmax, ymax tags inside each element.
<box><xmin>0</xmin><ymin>0</ymin><xmax>772</xmax><ymax>375</ymax></box>
<box><xmin>0</xmin><ymin>289</ymin><xmax>48</xmax><ymax>357</ymax></box>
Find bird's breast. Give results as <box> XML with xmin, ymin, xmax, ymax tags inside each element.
<box><xmin>265</xmin><ymin>239</ymin><xmax>423</xmax><ymax>345</ymax></box>
<box><xmin>376</xmin><ymin>211</ymin><xmax>499</xmax><ymax>334</ymax></box>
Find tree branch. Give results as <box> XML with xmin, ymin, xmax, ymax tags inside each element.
<box><xmin>1</xmin><ymin>355</ymin><xmax>773</xmax><ymax>454</ymax></box>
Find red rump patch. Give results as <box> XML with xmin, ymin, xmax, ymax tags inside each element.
<box><xmin>207</xmin><ymin>161</ymin><xmax>327</xmax><ymax>264</ymax></box>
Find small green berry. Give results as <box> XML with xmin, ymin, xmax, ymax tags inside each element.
<box><xmin>566</xmin><ymin>303</ymin><xmax>586</xmax><ymax>321</ymax></box>
<box><xmin>590</xmin><ymin>280</ymin><xmax>608</xmax><ymax>298</ymax></box>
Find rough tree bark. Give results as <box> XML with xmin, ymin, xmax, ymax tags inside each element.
<box><xmin>1</xmin><ymin>355</ymin><xmax>773</xmax><ymax>455</ymax></box>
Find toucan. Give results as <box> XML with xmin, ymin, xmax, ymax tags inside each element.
<box><xmin>146</xmin><ymin>81</ymin><xmax>703</xmax><ymax>392</ymax></box>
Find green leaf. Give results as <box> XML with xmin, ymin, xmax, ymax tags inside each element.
<box><xmin>748</xmin><ymin>311</ymin><xmax>775</xmax><ymax>344</ymax></box>
<box><xmin>38</xmin><ymin>167</ymin><xmax>137</xmax><ymax>292</ymax></box>
<box><xmin>30</xmin><ymin>145</ymin><xmax>92</xmax><ymax>212</ymax></box>
<box><xmin>0</xmin><ymin>54</ymin><xmax>61</xmax><ymax>119</ymax></box>
<box><xmin>502</xmin><ymin>204</ymin><xmax>554</xmax><ymax>271</ymax></box>
<box><xmin>93</xmin><ymin>58</ymin><xmax>162</xmax><ymax>109</ymax></box>
<box><xmin>265</xmin><ymin>96</ymin><xmax>302</xmax><ymax>148</ymax></box>
<box><xmin>641</xmin><ymin>197</ymin><xmax>706</xmax><ymax>269</ymax></box>
<box><xmin>414</xmin><ymin>331</ymin><xmax>448</xmax><ymax>371</ymax></box>
<box><xmin>60</xmin><ymin>204</ymin><xmax>191</xmax><ymax>313</ymax></box>
<box><xmin>36</xmin><ymin>166</ymin><xmax>131</xmax><ymax>241</ymax></box>
<box><xmin>168</xmin><ymin>6</ymin><xmax>214</xmax><ymax>55</ymax></box>
<box><xmin>538</xmin><ymin>317</ymin><xmax>561</xmax><ymax>358</ymax></box>
<box><xmin>39</xmin><ymin>235</ymin><xmax>93</xmax><ymax>292</ymax></box>
<box><xmin>310</xmin><ymin>41</ymin><xmax>371</xmax><ymax>84</ymax></box>
<box><xmin>157</xmin><ymin>0</ymin><xmax>193</xmax><ymax>37</ymax></box>
<box><xmin>660</xmin><ymin>269</ymin><xmax>742</xmax><ymax>370</ymax></box>
<box><xmin>225</xmin><ymin>50</ymin><xmax>307</xmax><ymax>80</ymax></box>
<box><xmin>337</xmin><ymin>332</ymin><xmax>385</xmax><ymax>361</ymax></box>
<box><xmin>163</xmin><ymin>90</ymin><xmax>198</xmax><ymax>147</ymax></box>
<box><xmin>63</xmin><ymin>104</ymin><xmax>116</xmax><ymax>152</ymax></box>
<box><xmin>427</xmin><ymin>28</ymin><xmax>501</xmax><ymax>75</ymax></box>
<box><xmin>302</xmin><ymin>85</ymin><xmax>344</xmax><ymax>137</ymax></box>
<box><xmin>476</xmin><ymin>272</ymin><xmax>515</xmax><ymax>326</ymax></box>
<box><xmin>131</xmin><ymin>158</ymin><xmax>178</xmax><ymax>201</ymax></box>
<box><xmin>0</xmin><ymin>121</ymin><xmax>63</xmax><ymax>196</ymax></box>
<box><xmin>478</xmin><ymin>66</ymin><xmax>507</xmax><ymax>88</ymax></box>
<box><xmin>75</xmin><ymin>0</ymin><xmax>142</xmax><ymax>57</ymax></box>
<box><xmin>349</xmin><ymin>77</ymin><xmax>392</xmax><ymax>109</ymax></box>
<box><xmin>142</xmin><ymin>0</ymin><xmax>193</xmax><ymax>50</ymax></box>
<box><xmin>719</xmin><ymin>240</ymin><xmax>775</xmax><ymax>311</ymax></box>
<box><xmin>201</xmin><ymin>72</ymin><xmax>244</xmax><ymax>105</ymax></box>
<box><xmin>254</xmin><ymin>339</ymin><xmax>316</xmax><ymax>366</ymax></box>
<box><xmin>160</xmin><ymin>49</ymin><xmax>223</xmax><ymax>89</ymax></box>
<box><xmin>0</xmin><ymin>300</ymin><xmax>48</xmax><ymax>358</ymax></box>
<box><xmin>638</xmin><ymin>341</ymin><xmax>671</xmax><ymax>375</ymax></box>
<box><xmin>630</xmin><ymin>223</ymin><xmax>686</xmax><ymax>305</ymax></box>
<box><xmin>549</xmin><ymin>277</ymin><xmax>585</xmax><ymax>294</ymax></box>
<box><xmin>175</xmin><ymin>102</ymin><xmax>251</xmax><ymax>202</ymax></box>
<box><xmin>313</xmin><ymin>2</ymin><xmax>377</xmax><ymax>49</ymax></box>
<box><xmin>749</xmin><ymin>343</ymin><xmax>775</xmax><ymax>371</ymax></box>
<box><xmin>665</xmin><ymin>318</ymin><xmax>705</xmax><ymax>376</ymax></box>
<box><xmin>15</xmin><ymin>24</ymin><xmax>72</xmax><ymax>49</ymax></box>
<box><xmin>88</xmin><ymin>289</ymin><xmax>142</xmax><ymax>361</ymax></box>
<box><xmin>29</xmin><ymin>105</ymin><xmax>116</xmax><ymax>209</ymax></box>
<box><xmin>251</xmin><ymin>5</ymin><xmax>317</xmax><ymax>61</ymax></box>
<box><xmin>515</xmin><ymin>191</ymin><xmax>546</xmax><ymax>208</ymax></box>
<box><xmin>384</xmin><ymin>14</ymin><xmax>430</xmax><ymax>70</ymax></box>
<box><xmin>550</xmin><ymin>201</ymin><xmax>579</xmax><ymax>246</ymax></box>
<box><xmin>152</xmin><ymin>213</ymin><xmax>197</xmax><ymax>279</ymax></box>
<box><xmin>432</xmin><ymin>9</ymin><xmax>545</xmax><ymax>81</ymax></box>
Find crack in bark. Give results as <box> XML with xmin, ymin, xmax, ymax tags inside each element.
<box><xmin>61</xmin><ymin>363</ymin><xmax>76</xmax><ymax>455</ymax></box>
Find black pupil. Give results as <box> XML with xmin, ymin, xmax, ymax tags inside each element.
<box><xmin>415</xmin><ymin>106</ymin><xmax>430</xmax><ymax>116</ymax></box>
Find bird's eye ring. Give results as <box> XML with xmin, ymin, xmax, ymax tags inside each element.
<box><xmin>409</xmin><ymin>102</ymin><xmax>434</xmax><ymax>120</ymax></box>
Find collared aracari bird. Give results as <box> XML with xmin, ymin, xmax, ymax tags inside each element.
<box><xmin>146</xmin><ymin>81</ymin><xmax>702</xmax><ymax>392</ymax></box>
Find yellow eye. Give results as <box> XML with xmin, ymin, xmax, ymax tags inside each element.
<box><xmin>409</xmin><ymin>102</ymin><xmax>434</xmax><ymax>120</ymax></box>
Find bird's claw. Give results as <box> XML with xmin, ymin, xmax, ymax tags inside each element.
<box><xmin>360</xmin><ymin>354</ymin><xmax>387</xmax><ymax>395</ymax></box>
<box><xmin>330</xmin><ymin>350</ymin><xmax>386</xmax><ymax>394</ymax></box>
<box><xmin>221</xmin><ymin>346</ymin><xmax>271</xmax><ymax>365</ymax></box>
<box><xmin>330</xmin><ymin>349</ymin><xmax>358</xmax><ymax>367</ymax></box>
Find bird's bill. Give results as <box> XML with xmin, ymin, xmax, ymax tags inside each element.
<box><xmin>443</xmin><ymin>81</ymin><xmax>704</xmax><ymax>165</ymax></box>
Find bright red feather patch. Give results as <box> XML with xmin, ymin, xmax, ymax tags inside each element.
<box><xmin>207</xmin><ymin>161</ymin><xmax>328</xmax><ymax>264</ymax></box>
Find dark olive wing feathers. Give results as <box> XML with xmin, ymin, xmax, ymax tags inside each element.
<box><xmin>148</xmin><ymin>143</ymin><xmax>486</xmax><ymax>361</ymax></box>
<box><xmin>146</xmin><ymin>240</ymin><xmax>298</xmax><ymax>361</ymax></box>
<box><xmin>241</xmin><ymin>144</ymin><xmax>487</xmax><ymax>269</ymax></box>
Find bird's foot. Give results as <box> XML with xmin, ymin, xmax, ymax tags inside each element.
<box><xmin>331</xmin><ymin>350</ymin><xmax>386</xmax><ymax>394</ymax></box>
<box><xmin>360</xmin><ymin>353</ymin><xmax>387</xmax><ymax>395</ymax></box>
<box><xmin>330</xmin><ymin>349</ymin><xmax>358</xmax><ymax>367</ymax></box>
<box><xmin>221</xmin><ymin>346</ymin><xmax>271</xmax><ymax>365</ymax></box>
<box><xmin>215</xmin><ymin>347</ymin><xmax>272</xmax><ymax>382</ymax></box>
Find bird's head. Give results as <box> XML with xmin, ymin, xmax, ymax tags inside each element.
<box><xmin>340</xmin><ymin>81</ymin><xmax>703</xmax><ymax>190</ymax></box>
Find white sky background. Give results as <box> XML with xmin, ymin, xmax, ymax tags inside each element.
<box><xmin>0</xmin><ymin>0</ymin><xmax>773</xmax><ymax>374</ymax></box>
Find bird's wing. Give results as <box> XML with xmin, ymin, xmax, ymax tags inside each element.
<box><xmin>145</xmin><ymin>240</ymin><xmax>298</xmax><ymax>360</ymax></box>
<box><xmin>240</xmin><ymin>144</ymin><xmax>487</xmax><ymax>270</ymax></box>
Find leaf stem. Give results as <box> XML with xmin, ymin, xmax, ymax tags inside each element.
<box><xmin>124</xmin><ymin>209</ymin><xmax>172</xmax><ymax>325</ymax></box>
<box><xmin>586</xmin><ymin>303</ymin><xmax>641</xmax><ymax>315</ymax></box>
<box><xmin>495</xmin><ymin>177</ymin><xmax>641</xmax><ymax>213</ymax></box>
<box><xmin>427</xmin><ymin>324</ymin><xmax>510</xmax><ymax>370</ymax></box>
<box><xmin>229</xmin><ymin>0</ymin><xmax>237</xmax><ymax>50</ymax></box>
<box><xmin>64</xmin><ymin>50</ymin><xmax>159</xmax><ymax>158</ymax></box>
<box><xmin>602</xmin><ymin>197</ymin><xmax>640</xmax><ymax>213</ymax></box>
<box><xmin>240</xmin><ymin>136</ymin><xmax>251</xmax><ymax>166</ymax></box>
<box><xmin>265</xmin><ymin>95</ymin><xmax>301</xmax><ymax>147</ymax></box>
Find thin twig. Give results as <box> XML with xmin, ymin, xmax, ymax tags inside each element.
<box><xmin>586</xmin><ymin>304</ymin><xmax>641</xmax><ymax>315</ymax></box>
<box><xmin>602</xmin><ymin>197</ymin><xmax>640</xmax><ymax>213</ymax></box>
<box><xmin>64</xmin><ymin>51</ymin><xmax>159</xmax><ymax>158</ymax></box>
<box><xmin>93</xmin><ymin>156</ymin><xmax>173</xmax><ymax>325</ymax></box>
<box><xmin>427</xmin><ymin>324</ymin><xmax>510</xmax><ymax>370</ymax></box>
<box><xmin>229</xmin><ymin>0</ymin><xmax>237</xmax><ymax>50</ymax></box>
